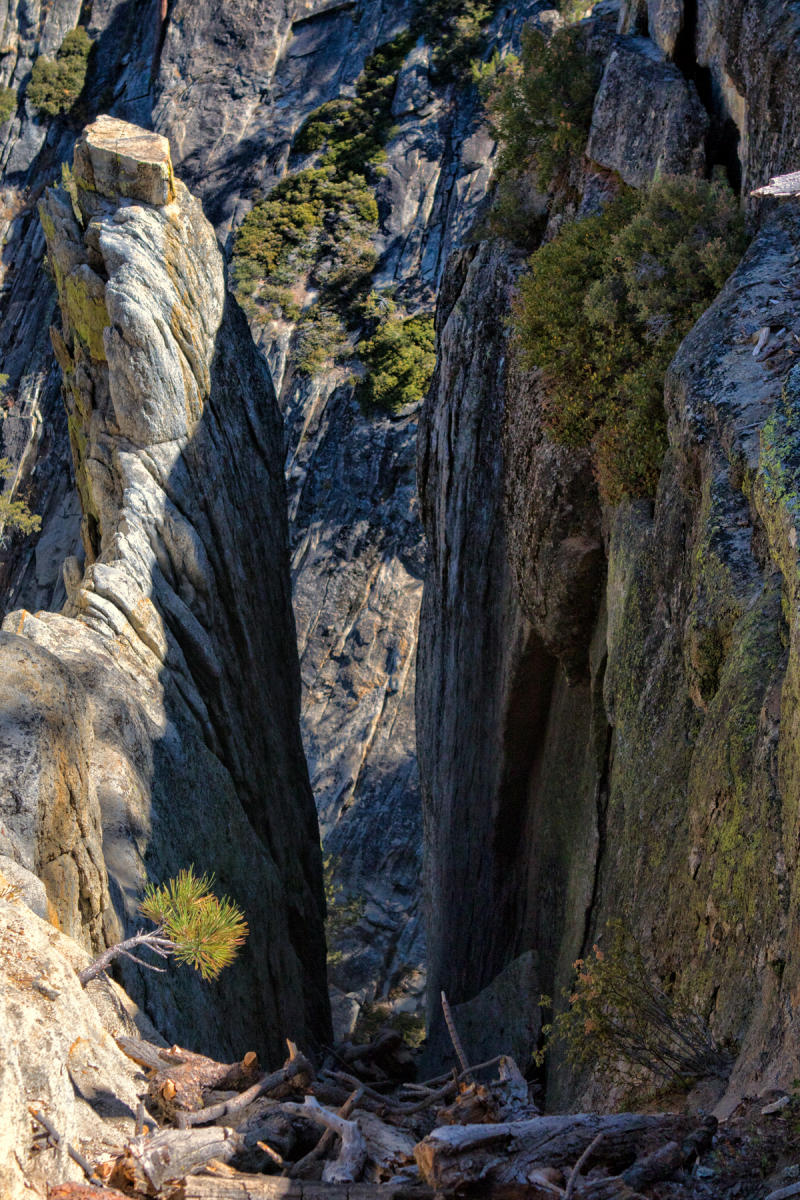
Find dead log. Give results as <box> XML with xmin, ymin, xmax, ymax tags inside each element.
<box><xmin>48</xmin><ymin>1187</ymin><xmax>130</xmax><ymax>1200</ymax></box>
<box><xmin>281</xmin><ymin>1098</ymin><xmax>367</xmax><ymax>1182</ymax></box>
<box><xmin>181</xmin><ymin>1051</ymin><xmax>313</xmax><ymax>1127</ymax></box>
<box><xmin>414</xmin><ymin>1113</ymin><xmax>696</xmax><ymax>1194</ymax></box>
<box><xmin>116</xmin><ymin>1035</ymin><xmax>261</xmax><ymax>1121</ymax></box>
<box><xmin>355</xmin><ymin>1109</ymin><xmax>417</xmax><ymax>1181</ymax></box>
<box><xmin>752</xmin><ymin>171</ymin><xmax>800</xmax><ymax>198</ymax></box>
<box><xmin>120</xmin><ymin>1126</ymin><xmax>243</xmax><ymax>1194</ymax></box>
<box><xmin>183</xmin><ymin>1179</ymin><xmax>433</xmax><ymax>1199</ymax></box>
<box><xmin>436</xmin><ymin>1083</ymin><xmax>501</xmax><ymax>1126</ymax></box>
<box><xmin>290</xmin><ymin>1089</ymin><xmax>365</xmax><ymax>1178</ymax></box>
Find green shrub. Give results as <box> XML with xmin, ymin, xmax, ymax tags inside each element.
<box><xmin>512</xmin><ymin>176</ymin><xmax>746</xmax><ymax>501</ymax></box>
<box><xmin>0</xmin><ymin>86</ymin><xmax>17</xmax><ymax>124</ymax></box>
<box><xmin>233</xmin><ymin>32</ymin><xmax>409</xmax><ymax>334</ymax></box>
<box><xmin>540</xmin><ymin>922</ymin><xmax>730</xmax><ymax>1084</ymax></box>
<box><xmin>140</xmin><ymin>867</ymin><xmax>249</xmax><ymax>981</ymax></box>
<box><xmin>0</xmin><ymin>458</ymin><xmax>41</xmax><ymax>541</ymax></box>
<box><xmin>357</xmin><ymin>311</ymin><xmax>435</xmax><ymax>413</ymax></box>
<box><xmin>28</xmin><ymin>26</ymin><xmax>93</xmax><ymax>117</ymax></box>
<box><xmin>232</xmin><ymin>4</ymin><xmax>500</xmax><ymax>385</ymax></box>
<box><xmin>483</xmin><ymin>24</ymin><xmax>601</xmax><ymax>190</ymax></box>
<box><xmin>323</xmin><ymin>854</ymin><xmax>366</xmax><ymax>967</ymax></box>
<box><xmin>294</xmin><ymin>305</ymin><xmax>350</xmax><ymax>376</ymax></box>
<box><xmin>416</xmin><ymin>0</ymin><xmax>496</xmax><ymax>80</ymax></box>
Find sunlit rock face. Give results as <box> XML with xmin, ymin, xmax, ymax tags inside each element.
<box><xmin>0</xmin><ymin>117</ymin><xmax>330</xmax><ymax>1061</ymax></box>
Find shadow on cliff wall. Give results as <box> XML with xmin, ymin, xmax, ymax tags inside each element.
<box><xmin>99</xmin><ymin>287</ymin><xmax>331</xmax><ymax>1062</ymax></box>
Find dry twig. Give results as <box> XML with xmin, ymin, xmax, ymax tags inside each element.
<box><xmin>29</xmin><ymin>1107</ymin><xmax>104</xmax><ymax>1186</ymax></box>
<box><xmin>565</xmin><ymin>1131</ymin><xmax>605</xmax><ymax>1199</ymax></box>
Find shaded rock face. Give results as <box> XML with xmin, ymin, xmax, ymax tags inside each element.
<box><xmin>417</xmin><ymin>0</ymin><xmax>800</xmax><ymax>1103</ymax></box>
<box><xmin>2</xmin><ymin>117</ymin><xmax>329</xmax><ymax>1061</ymax></box>
<box><xmin>618</xmin><ymin>0</ymin><xmax>800</xmax><ymax>196</ymax></box>
<box><xmin>586</xmin><ymin>37</ymin><xmax>708</xmax><ymax>187</ymax></box>
<box><xmin>418</xmin><ymin>239</ymin><xmax>608</xmax><ymax>1068</ymax></box>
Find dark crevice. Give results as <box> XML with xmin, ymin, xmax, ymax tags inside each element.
<box><xmin>672</xmin><ymin>0</ymin><xmax>742</xmax><ymax>194</ymax></box>
<box><xmin>580</xmin><ymin>722</ymin><xmax>613</xmax><ymax>962</ymax></box>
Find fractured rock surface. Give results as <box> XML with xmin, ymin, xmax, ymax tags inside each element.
<box><xmin>2</xmin><ymin>116</ymin><xmax>330</xmax><ymax>1061</ymax></box>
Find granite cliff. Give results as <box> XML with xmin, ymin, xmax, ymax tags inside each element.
<box><xmin>1</xmin><ymin>115</ymin><xmax>330</xmax><ymax>1062</ymax></box>
<box><xmin>3</xmin><ymin>0</ymin><xmax>800</xmax><ymax>1172</ymax></box>
<box><xmin>418</xmin><ymin>0</ymin><xmax>800</xmax><ymax>1109</ymax></box>
<box><xmin>0</xmin><ymin>0</ymin><xmax>547</xmax><ymax>1034</ymax></box>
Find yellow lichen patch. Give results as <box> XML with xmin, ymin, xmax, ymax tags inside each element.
<box><xmin>64</xmin><ymin>269</ymin><xmax>109</xmax><ymax>362</ymax></box>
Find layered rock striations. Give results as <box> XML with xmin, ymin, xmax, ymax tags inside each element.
<box><xmin>418</xmin><ymin>0</ymin><xmax>800</xmax><ymax>1102</ymax></box>
<box><xmin>0</xmin><ymin>116</ymin><xmax>329</xmax><ymax>1060</ymax></box>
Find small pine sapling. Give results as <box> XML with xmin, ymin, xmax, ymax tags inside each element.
<box><xmin>78</xmin><ymin>866</ymin><xmax>249</xmax><ymax>986</ymax></box>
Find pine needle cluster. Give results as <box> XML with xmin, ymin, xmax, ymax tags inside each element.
<box><xmin>140</xmin><ymin>867</ymin><xmax>249</xmax><ymax>982</ymax></box>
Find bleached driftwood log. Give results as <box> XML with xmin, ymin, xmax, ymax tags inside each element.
<box><xmin>123</xmin><ymin>1126</ymin><xmax>243</xmax><ymax>1193</ymax></box>
<box><xmin>414</xmin><ymin>1112</ymin><xmax>695</xmax><ymax>1194</ymax></box>
<box><xmin>752</xmin><ymin>171</ymin><xmax>800</xmax><ymax>197</ymax></box>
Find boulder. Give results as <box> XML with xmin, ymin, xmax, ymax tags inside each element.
<box><xmin>586</xmin><ymin>37</ymin><xmax>708</xmax><ymax>187</ymax></box>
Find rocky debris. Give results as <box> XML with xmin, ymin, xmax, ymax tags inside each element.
<box><xmin>586</xmin><ymin>38</ymin><xmax>708</xmax><ymax>187</ymax></box>
<box><xmin>1</xmin><ymin>117</ymin><xmax>330</xmax><ymax>1060</ymax></box>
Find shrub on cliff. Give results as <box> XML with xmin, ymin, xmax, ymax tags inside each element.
<box><xmin>79</xmin><ymin>866</ymin><xmax>249</xmax><ymax>986</ymax></box>
<box><xmin>482</xmin><ymin>23</ymin><xmax>601</xmax><ymax>190</ymax></box>
<box><xmin>416</xmin><ymin>0</ymin><xmax>495</xmax><ymax>80</ymax></box>
<box><xmin>512</xmin><ymin>175</ymin><xmax>746</xmax><ymax>501</ymax></box>
<box><xmin>0</xmin><ymin>86</ymin><xmax>17</xmax><ymax>124</ymax></box>
<box><xmin>357</xmin><ymin>310</ymin><xmax>436</xmax><ymax>414</ymax></box>
<box><xmin>540</xmin><ymin>922</ymin><xmax>731</xmax><ymax>1084</ymax></box>
<box><xmin>0</xmin><ymin>457</ymin><xmax>41</xmax><ymax>542</ymax></box>
<box><xmin>28</xmin><ymin>27</ymin><xmax>93</xmax><ymax>117</ymax></box>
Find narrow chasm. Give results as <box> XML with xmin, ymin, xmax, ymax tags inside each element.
<box><xmin>673</xmin><ymin>0</ymin><xmax>743</xmax><ymax>192</ymax></box>
<box><xmin>3</xmin><ymin>0</ymin><xmax>800</xmax><ymax>1196</ymax></box>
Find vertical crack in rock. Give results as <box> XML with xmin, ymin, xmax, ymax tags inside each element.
<box><xmin>0</xmin><ymin>115</ymin><xmax>330</xmax><ymax>1060</ymax></box>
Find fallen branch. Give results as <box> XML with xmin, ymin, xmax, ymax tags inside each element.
<box><xmin>281</xmin><ymin>1097</ymin><xmax>367</xmax><ymax>1183</ymax></box>
<box><xmin>416</xmin><ymin>1055</ymin><xmax>504</xmax><ymax>1090</ymax></box>
<box><xmin>122</xmin><ymin>1126</ymin><xmax>243</xmax><ymax>1193</ymax></box>
<box><xmin>441</xmin><ymin>991</ymin><xmax>471</xmax><ymax>1080</ymax></box>
<box><xmin>414</xmin><ymin>1112</ymin><xmax>697</xmax><ymax>1194</ymax></box>
<box><xmin>180</xmin><ymin>1052</ymin><xmax>313</xmax><ymax>1128</ymax></box>
<box><xmin>184</xmin><ymin>1178</ymin><xmax>433</xmax><ymax>1198</ymax></box>
<box><xmin>78</xmin><ymin>930</ymin><xmax>175</xmax><ymax>985</ymax></box>
<box><xmin>566</xmin><ymin>1132</ymin><xmax>604</xmax><ymax>1199</ymax></box>
<box><xmin>289</xmin><ymin>1088</ymin><xmax>364</xmax><ymax>1178</ymax></box>
<box><xmin>29</xmin><ymin>1108</ymin><xmax>104</xmax><ymax>1187</ymax></box>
